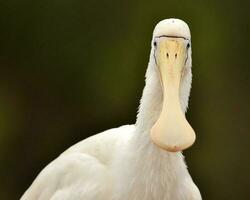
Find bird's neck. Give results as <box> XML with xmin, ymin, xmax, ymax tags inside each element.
<box><xmin>130</xmin><ymin>59</ymin><xmax>192</xmax><ymax>159</ymax></box>
<box><xmin>136</xmin><ymin>65</ymin><xmax>163</xmax><ymax>134</ymax></box>
<box><xmin>114</xmin><ymin>69</ymin><xmax>188</xmax><ymax>198</ymax></box>
<box><xmin>135</xmin><ymin>59</ymin><xmax>191</xmax><ymax>141</ymax></box>
<box><xmin>113</xmin><ymin>61</ymin><xmax>192</xmax><ymax>199</ymax></box>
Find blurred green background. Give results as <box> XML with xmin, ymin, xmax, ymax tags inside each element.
<box><xmin>0</xmin><ymin>0</ymin><xmax>249</xmax><ymax>199</ymax></box>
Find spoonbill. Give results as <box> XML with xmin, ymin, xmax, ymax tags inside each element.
<box><xmin>21</xmin><ymin>18</ymin><xmax>202</xmax><ymax>200</ymax></box>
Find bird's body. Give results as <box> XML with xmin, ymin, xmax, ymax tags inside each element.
<box><xmin>22</xmin><ymin>125</ymin><xmax>200</xmax><ymax>200</ymax></box>
<box><xmin>21</xmin><ymin>19</ymin><xmax>202</xmax><ymax>200</ymax></box>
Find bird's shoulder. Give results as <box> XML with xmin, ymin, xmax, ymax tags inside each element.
<box><xmin>61</xmin><ymin>124</ymin><xmax>135</xmax><ymax>165</ymax></box>
<box><xmin>21</xmin><ymin>125</ymin><xmax>135</xmax><ymax>200</ymax></box>
<box><xmin>21</xmin><ymin>152</ymin><xmax>111</xmax><ymax>200</ymax></box>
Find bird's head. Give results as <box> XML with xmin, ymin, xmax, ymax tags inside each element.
<box><xmin>149</xmin><ymin>19</ymin><xmax>195</xmax><ymax>152</ymax></box>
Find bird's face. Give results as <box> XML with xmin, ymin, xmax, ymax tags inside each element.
<box><xmin>150</xmin><ymin>19</ymin><xmax>195</xmax><ymax>152</ymax></box>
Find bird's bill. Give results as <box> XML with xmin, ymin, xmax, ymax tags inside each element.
<box><xmin>150</xmin><ymin>38</ymin><xmax>195</xmax><ymax>152</ymax></box>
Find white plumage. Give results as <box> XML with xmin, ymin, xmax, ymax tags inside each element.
<box><xmin>21</xmin><ymin>18</ymin><xmax>202</xmax><ymax>200</ymax></box>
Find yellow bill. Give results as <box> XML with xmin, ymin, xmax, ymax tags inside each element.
<box><xmin>150</xmin><ymin>37</ymin><xmax>195</xmax><ymax>152</ymax></box>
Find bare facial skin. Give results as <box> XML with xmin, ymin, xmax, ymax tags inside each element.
<box><xmin>150</xmin><ymin>36</ymin><xmax>195</xmax><ymax>152</ymax></box>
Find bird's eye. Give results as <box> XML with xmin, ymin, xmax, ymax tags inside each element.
<box><xmin>187</xmin><ymin>43</ymin><xmax>190</xmax><ymax>49</ymax></box>
<box><xmin>153</xmin><ymin>41</ymin><xmax>157</xmax><ymax>47</ymax></box>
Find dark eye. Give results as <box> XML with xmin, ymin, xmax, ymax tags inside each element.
<box><xmin>153</xmin><ymin>41</ymin><xmax>157</xmax><ymax>47</ymax></box>
<box><xmin>187</xmin><ymin>43</ymin><xmax>190</xmax><ymax>49</ymax></box>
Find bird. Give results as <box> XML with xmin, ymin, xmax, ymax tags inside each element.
<box><xmin>21</xmin><ymin>18</ymin><xmax>202</xmax><ymax>200</ymax></box>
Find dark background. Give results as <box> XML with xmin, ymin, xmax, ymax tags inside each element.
<box><xmin>0</xmin><ymin>0</ymin><xmax>249</xmax><ymax>199</ymax></box>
